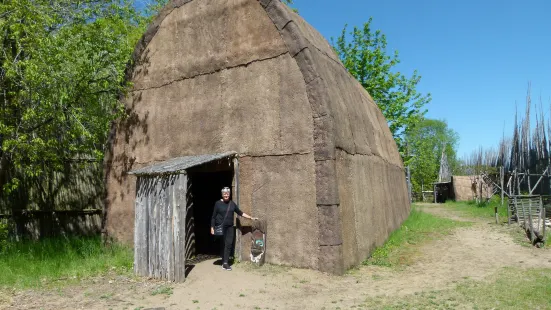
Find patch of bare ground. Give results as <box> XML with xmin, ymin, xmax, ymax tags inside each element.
<box><xmin>1</xmin><ymin>273</ymin><xmax>172</xmax><ymax>310</ymax></box>
<box><xmin>3</xmin><ymin>204</ymin><xmax>550</xmax><ymax>310</ymax></box>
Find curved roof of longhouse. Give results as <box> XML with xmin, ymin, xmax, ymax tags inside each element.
<box><xmin>125</xmin><ymin>0</ymin><xmax>404</xmax><ymax>170</ymax></box>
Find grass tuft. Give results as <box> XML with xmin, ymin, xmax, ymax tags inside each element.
<box><xmin>363</xmin><ymin>206</ymin><xmax>469</xmax><ymax>267</ymax></box>
<box><xmin>151</xmin><ymin>285</ymin><xmax>173</xmax><ymax>296</ymax></box>
<box><xmin>0</xmin><ymin>236</ymin><xmax>132</xmax><ymax>288</ymax></box>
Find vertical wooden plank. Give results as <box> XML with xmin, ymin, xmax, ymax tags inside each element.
<box><xmin>516</xmin><ymin>198</ymin><xmax>520</xmax><ymax>218</ymax></box>
<box><xmin>150</xmin><ymin>177</ymin><xmax>155</xmax><ymax>278</ymax></box>
<box><xmin>158</xmin><ymin>177</ymin><xmax>164</xmax><ymax>280</ymax></box>
<box><xmin>528</xmin><ymin>199</ymin><xmax>535</xmax><ymax>242</ymax></box>
<box><xmin>147</xmin><ymin>178</ymin><xmax>154</xmax><ymax>278</ymax></box>
<box><xmin>542</xmin><ymin>206</ymin><xmax>547</xmax><ymax>244</ymax></box>
<box><xmin>173</xmin><ymin>175</ymin><xmax>181</xmax><ymax>282</ymax></box>
<box><xmin>163</xmin><ymin>176</ymin><xmax>172</xmax><ymax>281</ymax></box>
<box><xmin>134</xmin><ymin>178</ymin><xmax>143</xmax><ymax>276</ymax></box>
<box><xmin>154</xmin><ymin>176</ymin><xmax>159</xmax><ymax>279</ymax></box>
<box><xmin>162</xmin><ymin>176</ymin><xmax>169</xmax><ymax>280</ymax></box>
<box><xmin>516</xmin><ymin>172</ymin><xmax>521</xmax><ymax>196</ymax></box>
<box><xmin>167</xmin><ymin>176</ymin><xmax>175</xmax><ymax>282</ymax></box>
<box><xmin>521</xmin><ymin>199</ymin><xmax>527</xmax><ymax>226</ymax></box>
<box><xmin>233</xmin><ymin>157</ymin><xmax>241</xmax><ymax>263</ymax></box>
<box><xmin>151</xmin><ymin>177</ymin><xmax>159</xmax><ymax>278</ymax></box>
<box><xmin>175</xmin><ymin>173</ymin><xmax>187</xmax><ymax>282</ymax></box>
<box><xmin>156</xmin><ymin>176</ymin><xmax>163</xmax><ymax>279</ymax></box>
<box><xmin>147</xmin><ymin>178</ymin><xmax>153</xmax><ymax>278</ymax></box>
<box><xmin>538</xmin><ymin>196</ymin><xmax>543</xmax><ymax>231</ymax></box>
<box><xmin>527</xmin><ymin>170</ymin><xmax>532</xmax><ymax>194</ymax></box>
<box><xmin>508</xmin><ymin>194</ymin><xmax>513</xmax><ymax>225</ymax></box>
<box><xmin>160</xmin><ymin>177</ymin><xmax>167</xmax><ymax>280</ymax></box>
<box><xmin>159</xmin><ymin>176</ymin><xmax>164</xmax><ymax>279</ymax></box>
<box><xmin>134</xmin><ymin>177</ymin><xmax>150</xmax><ymax>277</ymax></box>
<box><xmin>144</xmin><ymin>179</ymin><xmax>150</xmax><ymax>277</ymax></box>
<box><xmin>500</xmin><ymin>167</ymin><xmax>504</xmax><ymax>206</ymax></box>
<box><xmin>183</xmin><ymin>174</ymin><xmax>189</xmax><ymax>282</ymax></box>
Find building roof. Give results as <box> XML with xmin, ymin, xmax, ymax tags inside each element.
<box><xmin>128</xmin><ymin>151</ymin><xmax>237</xmax><ymax>176</ymax></box>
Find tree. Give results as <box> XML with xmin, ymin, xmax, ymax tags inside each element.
<box><xmin>141</xmin><ymin>0</ymin><xmax>169</xmax><ymax>16</ymax></box>
<box><xmin>332</xmin><ymin>18</ymin><xmax>431</xmax><ymax>157</ymax></box>
<box><xmin>405</xmin><ymin>118</ymin><xmax>459</xmax><ymax>195</ymax></box>
<box><xmin>0</xmin><ymin>0</ymin><xmax>148</xmax><ymax>200</ymax></box>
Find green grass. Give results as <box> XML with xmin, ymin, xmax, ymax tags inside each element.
<box><xmin>362</xmin><ymin>267</ymin><xmax>551</xmax><ymax>309</ymax></box>
<box><xmin>151</xmin><ymin>285</ymin><xmax>173</xmax><ymax>296</ymax></box>
<box><xmin>0</xmin><ymin>236</ymin><xmax>133</xmax><ymax>288</ymax></box>
<box><xmin>444</xmin><ymin>198</ymin><xmax>509</xmax><ymax>221</ymax></box>
<box><xmin>363</xmin><ymin>206</ymin><xmax>470</xmax><ymax>267</ymax></box>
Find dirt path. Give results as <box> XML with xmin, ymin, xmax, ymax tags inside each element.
<box><xmin>5</xmin><ymin>204</ymin><xmax>551</xmax><ymax>310</ymax></box>
<box><xmin>415</xmin><ymin>202</ymin><xmax>482</xmax><ymax>222</ymax></box>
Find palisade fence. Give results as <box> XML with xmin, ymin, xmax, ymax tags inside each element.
<box><xmin>0</xmin><ymin>159</ymin><xmax>104</xmax><ymax>239</ymax></box>
<box><xmin>463</xmin><ymin>86</ymin><xmax>551</xmax><ymax>197</ymax></box>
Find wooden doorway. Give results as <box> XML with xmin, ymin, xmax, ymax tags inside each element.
<box><xmin>129</xmin><ymin>152</ymin><xmax>237</xmax><ymax>282</ymax></box>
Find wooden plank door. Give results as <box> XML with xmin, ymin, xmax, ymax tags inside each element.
<box><xmin>134</xmin><ymin>173</ymin><xmax>187</xmax><ymax>282</ymax></box>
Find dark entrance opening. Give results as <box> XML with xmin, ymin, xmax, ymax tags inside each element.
<box><xmin>186</xmin><ymin>160</ymin><xmax>234</xmax><ymax>263</ymax></box>
<box><xmin>434</xmin><ymin>182</ymin><xmax>453</xmax><ymax>203</ymax></box>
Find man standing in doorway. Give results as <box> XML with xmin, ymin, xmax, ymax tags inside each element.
<box><xmin>210</xmin><ymin>187</ymin><xmax>257</xmax><ymax>271</ymax></box>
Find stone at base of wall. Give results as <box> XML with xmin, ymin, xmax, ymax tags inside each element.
<box><xmin>318</xmin><ymin>244</ymin><xmax>344</xmax><ymax>275</ymax></box>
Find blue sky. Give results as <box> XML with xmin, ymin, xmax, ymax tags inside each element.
<box><xmin>290</xmin><ymin>0</ymin><xmax>551</xmax><ymax>158</ymax></box>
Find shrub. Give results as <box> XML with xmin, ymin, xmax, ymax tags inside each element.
<box><xmin>0</xmin><ymin>221</ymin><xmax>8</xmax><ymax>252</ymax></box>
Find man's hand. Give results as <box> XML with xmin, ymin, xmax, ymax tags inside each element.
<box><xmin>210</xmin><ymin>227</ymin><xmax>214</xmax><ymax>235</ymax></box>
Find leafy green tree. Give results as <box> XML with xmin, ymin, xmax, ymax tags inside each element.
<box><xmin>406</xmin><ymin>118</ymin><xmax>459</xmax><ymax>194</ymax></box>
<box><xmin>141</xmin><ymin>0</ymin><xmax>169</xmax><ymax>17</ymax></box>
<box><xmin>0</xmin><ymin>0</ymin><xmax>148</xmax><ymax>198</ymax></box>
<box><xmin>332</xmin><ymin>18</ymin><xmax>431</xmax><ymax>157</ymax></box>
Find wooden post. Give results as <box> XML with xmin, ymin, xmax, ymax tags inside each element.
<box><xmin>478</xmin><ymin>176</ymin><xmax>482</xmax><ymax>203</ymax></box>
<box><xmin>433</xmin><ymin>184</ymin><xmax>437</xmax><ymax>204</ymax></box>
<box><xmin>522</xmin><ymin>199</ymin><xmax>527</xmax><ymax>227</ymax></box>
<box><xmin>509</xmin><ymin>170</ymin><xmax>514</xmax><ymax>196</ymax></box>
<box><xmin>406</xmin><ymin>165</ymin><xmax>412</xmax><ymax>203</ymax></box>
<box><xmin>495</xmin><ymin>205</ymin><xmax>499</xmax><ymax>224</ymax></box>
<box><xmin>134</xmin><ymin>177</ymin><xmax>149</xmax><ymax>277</ymax></box>
<box><xmin>508</xmin><ymin>196</ymin><xmax>515</xmax><ymax>225</ymax></box>
<box><xmin>233</xmin><ymin>156</ymin><xmax>241</xmax><ymax>263</ymax></box>
<box><xmin>506</xmin><ymin>174</ymin><xmax>512</xmax><ymax>195</ymax></box>
<box><xmin>500</xmin><ymin>167</ymin><xmax>504</xmax><ymax>206</ymax></box>
<box><xmin>542</xmin><ymin>206</ymin><xmax>547</xmax><ymax>245</ymax></box>
<box><xmin>528</xmin><ymin>199</ymin><xmax>535</xmax><ymax>242</ymax></box>
<box><xmin>527</xmin><ymin>169</ymin><xmax>531</xmax><ymax>195</ymax></box>
<box><xmin>529</xmin><ymin>167</ymin><xmax>549</xmax><ymax>195</ymax></box>
<box><xmin>538</xmin><ymin>196</ymin><xmax>543</xmax><ymax>227</ymax></box>
<box><xmin>174</xmin><ymin>174</ymin><xmax>187</xmax><ymax>282</ymax></box>
<box><xmin>516</xmin><ymin>171</ymin><xmax>521</xmax><ymax>196</ymax></box>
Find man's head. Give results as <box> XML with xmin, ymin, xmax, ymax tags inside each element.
<box><xmin>221</xmin><ymin>187</ymin><xmax>231</xmax><ymax>201</ymax></box>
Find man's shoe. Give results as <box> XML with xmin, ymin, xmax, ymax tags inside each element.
<box><xmin>222</xmin><ymin>263</ymin><xmax>232</xmax><ymax>271</ymax></box>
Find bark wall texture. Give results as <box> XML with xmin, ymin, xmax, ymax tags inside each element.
<box><xmin>104</xmin><ymin>0</ymin><xmax>410</xmax><ymax>274</ymax></box>
<box><xmin>451</xmin><ymin>176</ymin><xmax>493</xmax><ymax>202</ymax></box>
